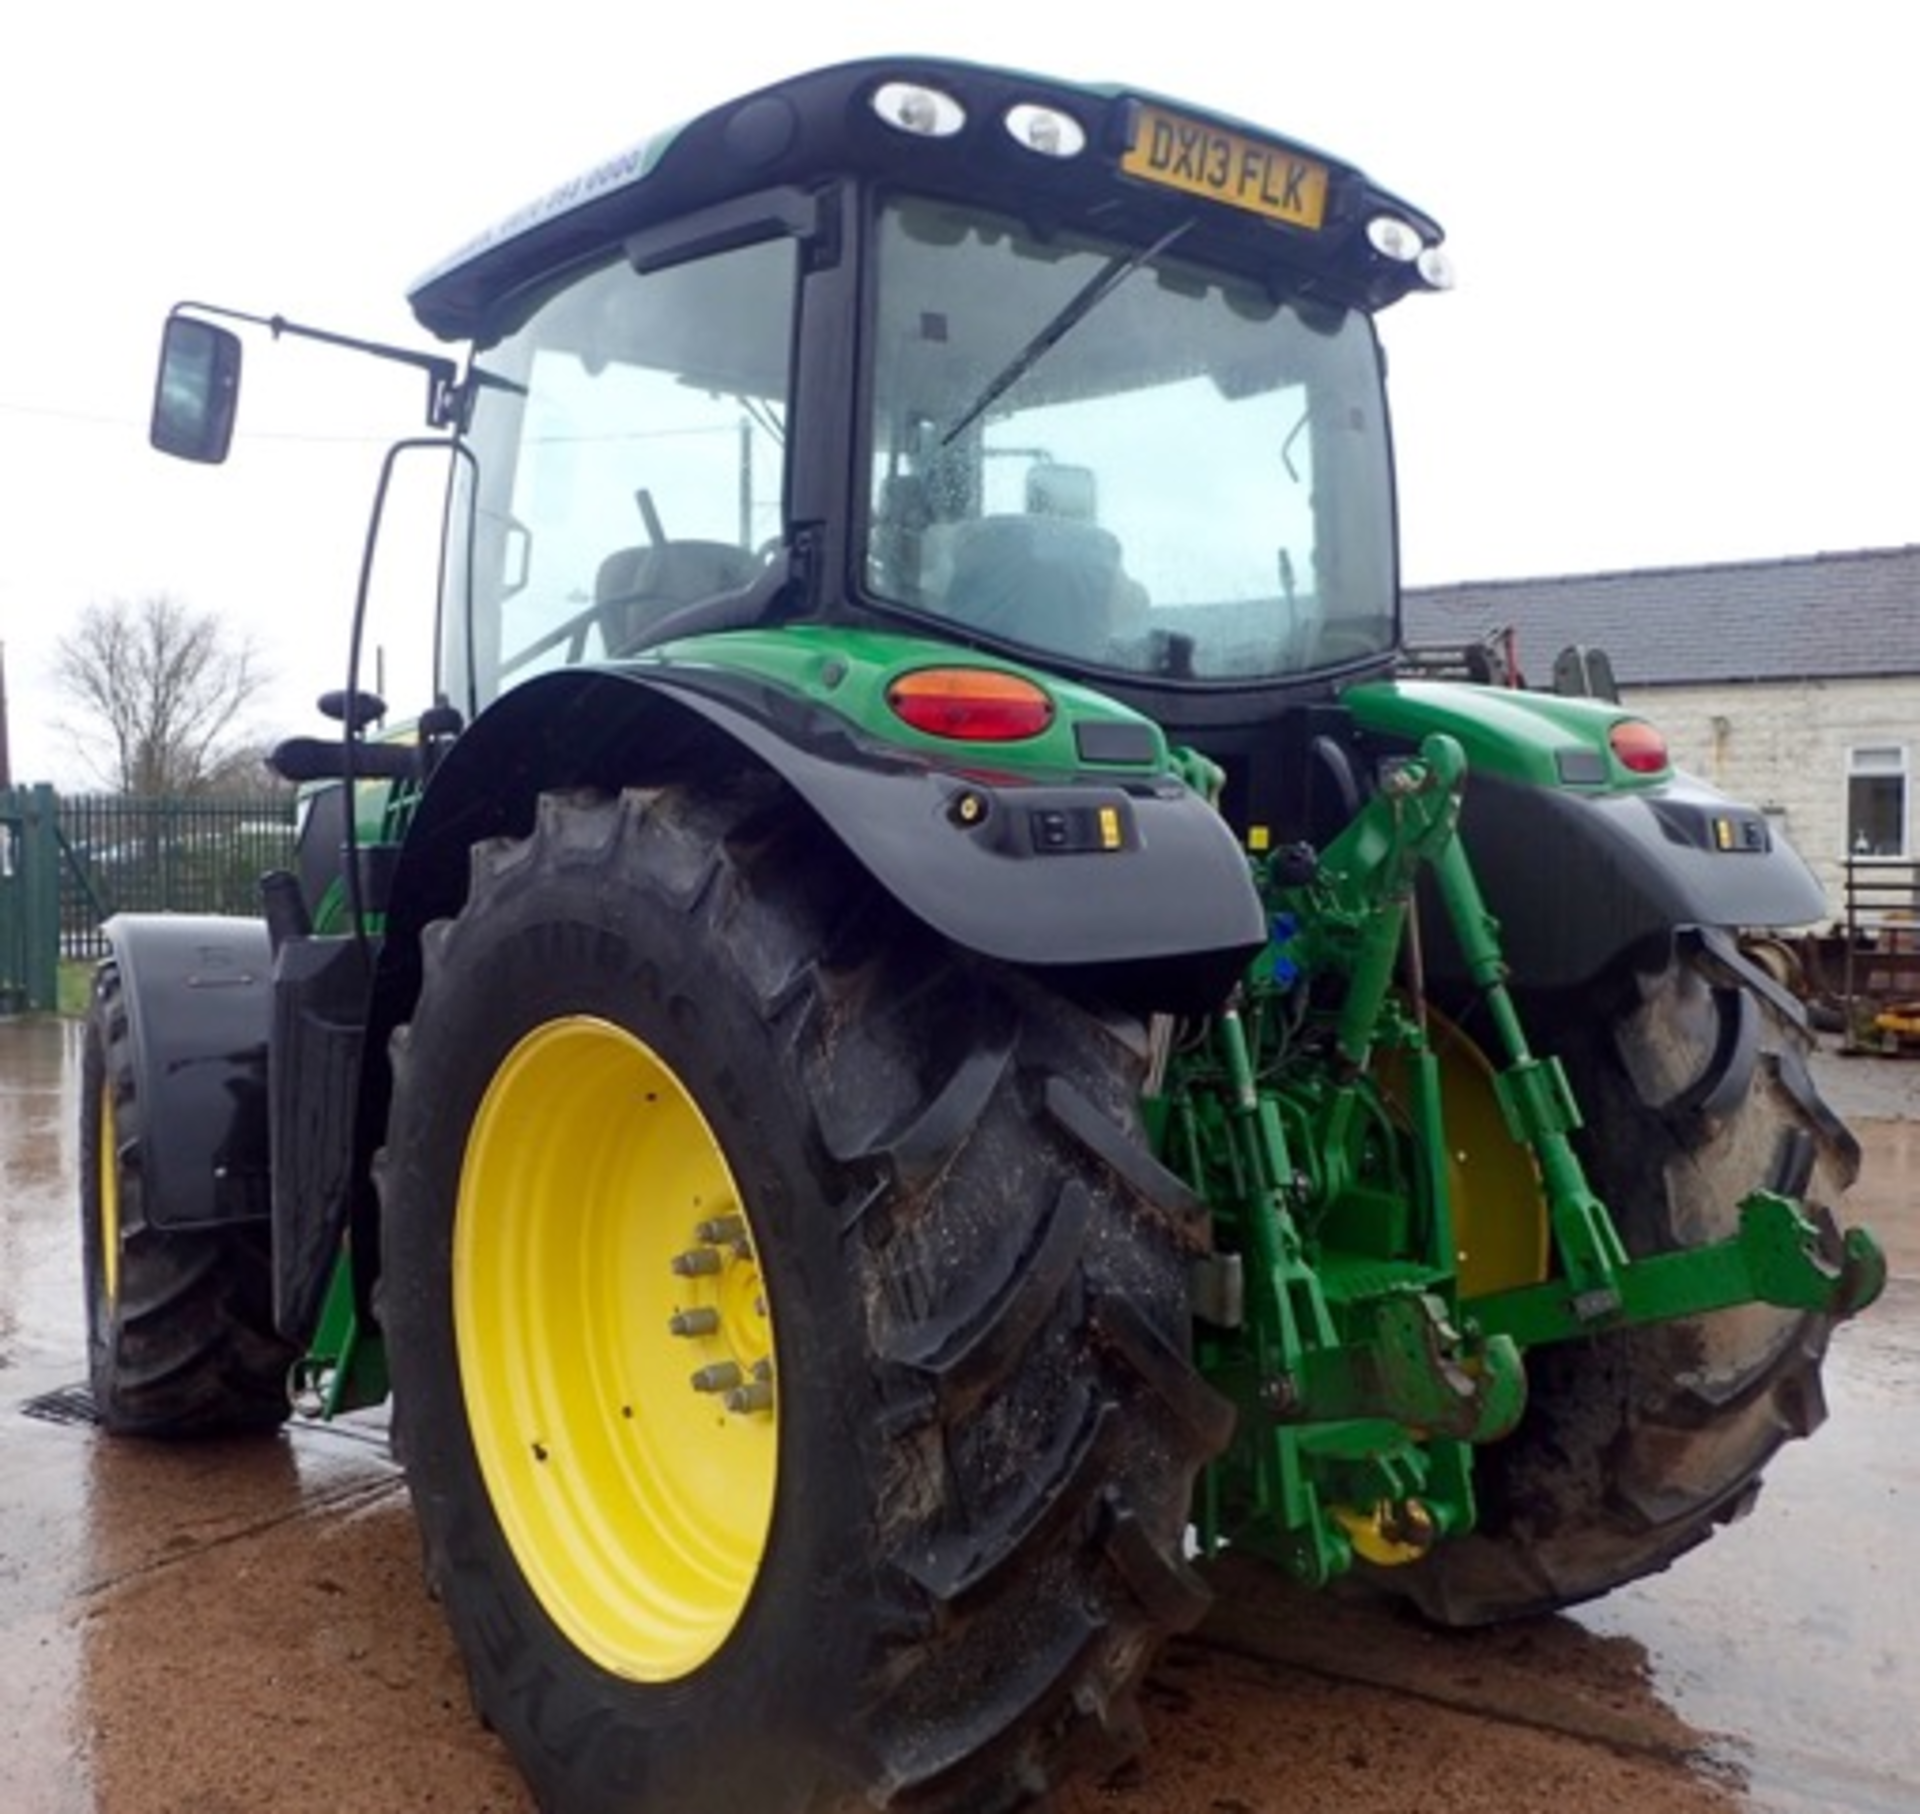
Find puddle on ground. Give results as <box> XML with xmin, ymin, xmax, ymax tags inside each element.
<box><xmin>1574</xmin><ymin>1305</ymin><xmax>1920</xmax><ymax>1813</ymax></box>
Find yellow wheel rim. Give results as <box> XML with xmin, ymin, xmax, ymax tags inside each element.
<box><xmin>454</xmin><ymin>1015</ymin><xmax>777</xmax><ymax>1681</ymax></box>
<box><xmin>98</xmin><ymin>1080</ymin><xmax>120</xmax><ymax>1308</ymax></box>
<box><xmin>1378</xmin><ymin>1012</ymin><xmax>1550</xmax><ymax>1298</ymax></box>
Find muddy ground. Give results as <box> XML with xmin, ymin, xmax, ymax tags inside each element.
<box><xmin>2</xmin><ymin>1016</ymin><xmax>1914</xmax><ymax>1813</ymax></box>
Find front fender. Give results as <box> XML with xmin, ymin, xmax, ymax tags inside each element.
<box><xmin>100</xmin><ymin>914</ymin><xmax>272</xmax><ymax>1230</ymax></box>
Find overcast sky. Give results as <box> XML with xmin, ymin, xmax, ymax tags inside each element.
<box><xmin>2</xmin><ymin>1</ymin><xmax>1912</xmax><ymax>786</ymax></box>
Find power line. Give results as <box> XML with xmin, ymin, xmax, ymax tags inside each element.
<box><xmin>0</xmin><ymin>397</ymin><xmax>400</xmax><ymax>446</ymax></box>
<box><xmin>0</xmin><ymin>399</ymin><xmax>133</xmax><ymax>430</ymax></box>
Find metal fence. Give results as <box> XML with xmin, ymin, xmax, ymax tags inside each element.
<box><xmin>0</xmin><ymin>789</ymin><xmax>296</xmax><ymax>1009</ymax></box>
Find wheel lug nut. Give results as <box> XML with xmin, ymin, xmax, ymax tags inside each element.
<box><xmin>694</xmin><ymin>1214</ymin><xmax>746</xmax><ymax>1245</ymax></box>
<box><xmin>690</xmin><ymin>1361</ymin><xmax>744</xmax><ymax>1395</ymax></box>
<box><xmin>669</xmin><ymin>1307</ymin><xmax>720</xmax><ymax>1338</ymax></box>
<box><xmin>672</xmin><ymin>1248</ymin><xmax>724</xmax><ymax>1277</ymax></box>
<box><xmin>725</xmin><ymin>1380</ymin><xmax>774</xmax><ymax>1414</ymax></box>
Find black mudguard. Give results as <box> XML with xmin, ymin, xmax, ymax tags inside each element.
<box><xmin>1444</xmin><ymin>768</ymin><xmax>1828</xmax><ymax>992</ymax></box>
<box><xmin>377</xmin><ymin>664</ymin><xmax>1268</xmax><ymax>1018</ymax></box>
<box><xmin>99</xmin><ymin>914</ymin><xmax>273</xmax><ymax>1231</ymax></box>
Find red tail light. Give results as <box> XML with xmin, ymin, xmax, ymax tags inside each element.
<box><xmin>1608</xmin><ymin>719</ymin><xmax>1669</xmax><ymax>775</ymax></box>
<box><xmin>886</xmin><ymin>669</ymin><xmax>1055</xmax><ymax>742</ymax></box>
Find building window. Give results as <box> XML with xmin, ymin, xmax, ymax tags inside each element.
<box><xmin>1847</xmin><ymin>745</ymin><xmax>1907</xmax><ymax>857</ymax></box>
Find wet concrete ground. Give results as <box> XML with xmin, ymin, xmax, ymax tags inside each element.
<box><xmin>1</xmin><ymin>1013</ymin><xmax>1914</xmax><ymax>1813</ymax></box>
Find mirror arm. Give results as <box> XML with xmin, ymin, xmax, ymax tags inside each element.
<box><xmin>172</xmin><ymin>301</ymin><xmax>462</xmax><ymax>428</ymax></box>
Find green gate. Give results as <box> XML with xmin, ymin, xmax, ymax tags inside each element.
<box><xmin>0</xmin><ymin>789</ymin><xmax>296</xmax><ymax>1014</ymax></box>
<box><xmin>0</xmin><ymin>785</ymin><xmax>60</xmax><ymax>1013</ymax></box>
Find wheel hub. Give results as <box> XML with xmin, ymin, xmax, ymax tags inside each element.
<box><xmin>453</xmin><ymin>1015</ymin><xmax>778</xmax><ymax>1682</ymax></box>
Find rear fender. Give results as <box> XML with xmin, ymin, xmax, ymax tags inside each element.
<box><xmin>1446</xmin><ymin>770</ymin><xmax>1827</xmax><ymax>991</ymax></box>
<box><xmin>99</xmin><ymin>914</ymin><xmax>272</xmax><ymax>1231</ymax></box>
<box><xmin>1346</xmin><ymin>681</ymin><xmax>1826</xmax><ymax>990</ymax></box>
<box><xmin>373</xmin><ymin>664</ymin><xmax>1267</xmax><ymax>1021</ymax></box>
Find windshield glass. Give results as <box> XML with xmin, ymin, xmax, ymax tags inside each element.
<box><xmin>864</xmin><ymin>197</ymin><xmax>1395</xmax><ymax>681</ymax></box>
<box><xmin>446</xmin><ymin>235</ymin><xmax>794</xmax><ymax>711</ymax></box>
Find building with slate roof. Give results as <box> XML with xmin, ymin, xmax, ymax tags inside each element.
<box><xmin>1404</xmin><ymin>544</ymin><xmax>1920</xmax><ymax>913</ymax></box>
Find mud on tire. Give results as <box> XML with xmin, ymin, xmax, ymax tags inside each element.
<box><xmin>81</xmin><ymin>962</ymin><xmax>294</xmax><ymax>1437</ymax></box>
<box><xmin>1402</xmin><ymin>933</ymin><xmax>1860</xmax><ymax>1625</ymax></box>
<box><xmin>378</xmin><ymin>778</ymin><xmax>1231</xmax><ymax>1813</ymax></box>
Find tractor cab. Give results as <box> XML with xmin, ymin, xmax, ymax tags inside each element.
<box><xmin>411</xmin><ymin>61</ymin><xmax>1448</xmax><ymax>731</ymax></box>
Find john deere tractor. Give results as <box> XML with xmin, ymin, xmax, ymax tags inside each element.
<box><xmin>89</xmin><ymin>57</ymin><xmax>1883</xmax><ymax>1813</ymax></box>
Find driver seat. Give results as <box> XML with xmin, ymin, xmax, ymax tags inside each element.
<box><xmin>595</xmin><ymin>541</ymin><xmax>761</xmax><ymax>654</ymax></box>
<box><xmin>941</xmin><ymin>514</ymin><xmax>1127</xmax><ymax>648</ymax></box>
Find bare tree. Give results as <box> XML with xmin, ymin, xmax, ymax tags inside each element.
<box><xmin>51</xmin><ymin>593</ymin><xmax>274</xmax><ymax>796</ymax></box>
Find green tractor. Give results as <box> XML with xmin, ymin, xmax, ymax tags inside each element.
<box><xmin>89</xmin><ymin>57</ymin><xmax>1883</xmax><ymax>1813</ymax></box>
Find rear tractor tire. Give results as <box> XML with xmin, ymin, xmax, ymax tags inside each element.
<box><xmin>1403</xmin><ymin>938</ymin><xmax>1860</xmax><ymax>1625</ymax></box>
<box><xmin>378</xmin><ymin>779</ymin><xmax>1230</xmax><ymax>1813</ymax></box>
<box><xmin>80</xmin><ymin>961</ymin><xmax>294</xmax><ymax>1436</ymax></box>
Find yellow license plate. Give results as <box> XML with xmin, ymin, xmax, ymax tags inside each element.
<box><xmin>1120</xmin><ymin>102</ymin><xmax>1328</xmax><ymax>230</ymax></box>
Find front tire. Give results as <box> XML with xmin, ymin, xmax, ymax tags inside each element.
<box><xmin>1402</xmin><ymin>938</ymin><xmax>1859</xmax><ymax>1624</ymax></box>
<box><xmin>379</xmin><ymin>780</ymin><xmax>1229</xmax><ymax>1812</ymax></box>
<box><xmin>80</xmin><ymin>961</ymin><xmax>293</xmax><ymax>1436</ymax></box>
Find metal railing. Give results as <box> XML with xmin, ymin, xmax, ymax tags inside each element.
<box><xmin>0</xmin><ymin>790</ymin><xmax>296</xmax><ymax>1008</ymax></box>
<box><xmin>1838</xmin><ymin>856</ymin><xmax>1920</xmax><ymax>1050</ymax></box>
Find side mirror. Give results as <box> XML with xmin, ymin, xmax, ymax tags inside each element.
<box><xmin>150</xmin><ymin>315</ymin><xmax>243</xmax><ymax>463</ymax></box>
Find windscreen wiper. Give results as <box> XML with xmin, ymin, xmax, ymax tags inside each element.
<box><xmin>940</xmin><ymin>220</ymin><xmax>1191</xmax><ymax>446</ymax></box>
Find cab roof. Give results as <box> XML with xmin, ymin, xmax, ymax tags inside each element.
<box><xmin>408</xmin><ymin>56</ymin><xmax>1443</xmax><ymax>346</ymax></box>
